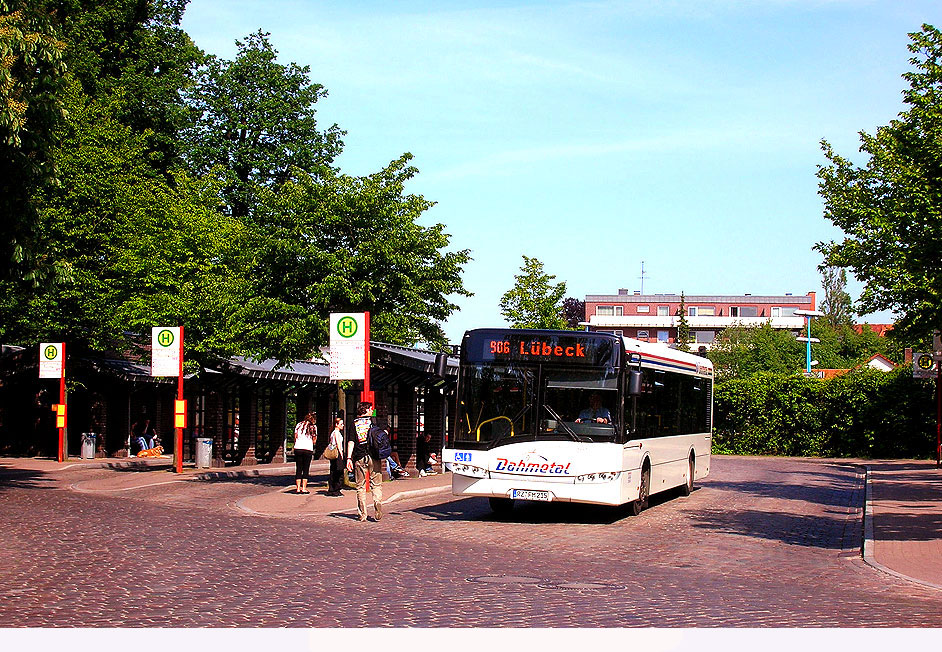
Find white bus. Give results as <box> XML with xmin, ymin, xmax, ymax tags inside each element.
<box><xmin>442</xmin><ymin>329</ymin><xmax>713</xmax><ymax>515</ymax></box>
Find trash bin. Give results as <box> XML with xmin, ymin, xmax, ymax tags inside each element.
<box><xmin>196</xmin><ymin>437</ymin><xmax>212</xmax><ymax>468</ymax></box>
<box><xmin>81</xmin><ymin>433</ymin><xmax>96</xmax><ymax>459</ymax></box>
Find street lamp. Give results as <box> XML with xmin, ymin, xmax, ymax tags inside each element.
<box><xmin>794</xmin><ymin>309</ymin><xmax>824</xmax><ymax>375</ymax></box>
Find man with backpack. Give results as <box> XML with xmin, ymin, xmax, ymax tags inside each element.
<box><xmin>345</xmin><ymin>401</ymin><xmax>385</xmax><ymax>522</ymax></box>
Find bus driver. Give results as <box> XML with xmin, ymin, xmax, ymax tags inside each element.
<box><xmin>576</xmin><ymin>392</ymin><xmax>611</xmax><ymax>424</ymax></box>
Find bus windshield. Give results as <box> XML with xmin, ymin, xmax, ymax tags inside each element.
<box><xmin>455</xmin><ymin>363</ymin><xmax>619</xmax><ymax>447</ymax></box>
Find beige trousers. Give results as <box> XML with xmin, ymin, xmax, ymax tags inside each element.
<box><xmin>354</xmin><ymin>456</ymin><xmax>383</xmax><ymax>518</ymax></box>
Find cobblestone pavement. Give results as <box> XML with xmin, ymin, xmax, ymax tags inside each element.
<box><xmin>1</xmin><ymin>456</ymin><xmax>940</xmax><ymax>627</ymax></box>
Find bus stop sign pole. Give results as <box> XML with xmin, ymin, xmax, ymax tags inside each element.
<box><xmin>934</xmin><ymin>330</ymin><xmax>942</xmax><ymax>467</ymax></box>
<box><xmin>58</xmin><ymin>343</ymin><xmax>65</xmax><ymax>463</ymax></box>
<box><xmin>934</xmin><ymin>355</ymin><xmax>941</xmax><ymax>468</ymax></box>
<box><xmin>176</xmin><ymin>326</ymin><xmax>184</xmax><ymax>474</ymax></box>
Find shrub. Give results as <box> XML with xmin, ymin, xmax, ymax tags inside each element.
<box><xmin>713</xmin><ymin>367</ymin><xmax>936</xmax><ymax>458</ymax></box>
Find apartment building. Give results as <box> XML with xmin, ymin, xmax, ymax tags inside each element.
<box><xmin>582</xmin><ymin>290</ymin><xmax>817</xmax><ymax>348</ymax></box>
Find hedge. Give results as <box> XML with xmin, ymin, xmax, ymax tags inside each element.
<box><xmin>712</xmin><ymin>367</ymin><xmax>937</xmax><ymax>458</ymax></box>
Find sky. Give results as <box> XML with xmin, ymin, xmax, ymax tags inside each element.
<box><xmin>180</xmin><ymin>0</ymin><xmax>941</xmax><ymax>344</ymax></box>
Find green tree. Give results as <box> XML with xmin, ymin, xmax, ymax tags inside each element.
<box><xmin>708</xmin><ymin>322</ymin><xmax>804</xmax><ymax>381</ymax></box>
<box><xmin>675</xmin><ymin>292</ymin><xmax>691</xmax><ymax>352</ymax></box>
<box><xmin>249</xmin><ymin>155</ymin><xmax>471</xmax><ymax>358</ymax></box>
<box><xmin>2</xmin><ymin>0</ymin><xmax>202</xmax><ymax>333</ymax></box>
<box><xmin>52</xmin><ymin>0</ymin><xmax>202</xmax><ymax>171</ymax></box>
<box><xmin>819</xmin><ymin>265</ymin><xmax>855</xmax><ymax>327</ymax></box>
<box><xmin>0</xmin><ymin>87</ymin><xmax>252</xmax><ymax>363</ymax></box>
<box><xmin>1</xmin><ymin>0</ymin><xmax>68</xmax><ymax>284</ymax></box>
<box><xmin>500</xmin><ymin>256</ymin><xmax>568</xmax><ymax>330</ymax></box>
<box><xmin>182</xmin><ymin>30</ymin><xmax>344</xmax><ymax>219</ymax></box>
<box><xmin>810</xmin><ymin>319</ymin><xmax>898</xmax><ymax>370</ymax></box>
<box><xmin>816</xmin><ymin>24</ymin><xmax>942</xmax><ymax>341</ymax></box>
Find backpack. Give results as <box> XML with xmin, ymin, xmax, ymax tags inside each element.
<box><xmin>367</xmin><ymin>423</ymin><xmax>392</xmax><ymax>460</ymax></box>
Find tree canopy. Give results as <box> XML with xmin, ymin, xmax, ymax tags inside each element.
<box><xmin>675</xmin><ymin>292</ymin><xmax>691</xmax><ymax>352</ymax></box>
<box><xmin>1</xmin><ymin>0</ymin><xmax>69</xmax><ymax>284</ymax></box>
<box><xmin>819</xmin><ymin>265</ymin><xmax>855</xmax><ymax>328</ymax></box>
<box><xmin>561</xmin><ymin>297</ymin><xmax>585</xmax><ymax>329</ymax></box>
<box><xmin>816</xmin><ymin>24</ymin><xmax>942</xmax><ymax>341</ymax></box>
<box><xmin>182</xmin><ymin>30</ymin><xmax>344</xmax><ymax>219</ymax></box>
<box><xmin>250</xmin><ymin>155</ymin><xmax>471</xmax><ymax>356</ymax></box>
<box><xmin>708</xmin><ymin>320</ymin><xmax>897</xmax><ymax>382</ymax></box>
<box><xmin>0</xmin><ymin>5</ymin><xmax>471</xmax><ymax>362</ymax></box>
<box><xmin>500</xmin><ymin>256</ymin><xmax>568</xmax><ymax>330</ymax></box>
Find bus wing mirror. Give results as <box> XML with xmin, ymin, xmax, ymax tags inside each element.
<box><xmin>628</xmin><ymin>352</ymin><xmax>642</xmax><ymax>365</ymax></box>
<box><xmin>628</xmin><ymin>369</ymin><xmax>643</xmax><ymax>396</ymax></box>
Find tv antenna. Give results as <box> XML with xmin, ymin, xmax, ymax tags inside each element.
<box><xmin>639</xmin><ymin>261</ymin><xmax>649</xmax><ymax>295</ymax></box>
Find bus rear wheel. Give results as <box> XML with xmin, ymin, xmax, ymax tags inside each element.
<box><xmin>489</xmin><ymin>497</ymin><xmax>514</xmax><ymax>515</ymax></box>
<box><xmin>629</xmin><ymin>465</ymin><xmax>649</xmax><ymax>516</ymax></box>
<box><xmin>680</xmin><ymin>454</ymin><xmax>695</xmax><ymax>496</ymax></box>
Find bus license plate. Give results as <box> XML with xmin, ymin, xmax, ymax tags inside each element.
<box><xmin>512</xmin><ymin>489</ymin><xmax>552</xmax><ymax>502</ymax></box>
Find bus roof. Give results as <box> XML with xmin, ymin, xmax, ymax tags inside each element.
<box><xmin>623</xmin><ymin>336</ymin><xmax>714</xmax><ymax>376</ymax></box>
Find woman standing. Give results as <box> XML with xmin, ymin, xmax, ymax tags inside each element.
<box><xmin>326</xmin><ymin>418</ymin><xmax>345</xmax><ymax>496</ymax></box>
<box><xmin>293</xmin><ymin>412</ymin><xmax>316</xmax><ymax>494</ymax></box>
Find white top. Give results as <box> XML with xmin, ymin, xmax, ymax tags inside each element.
<box><xmin>329</xmin><ymin>427</ymin><xmax>344</xmax><ymax>454</ymax></box>
<box><xmin>294</xmin><ymin>421</ymin><xmax>315</xmax><ymax>451</ymax></box>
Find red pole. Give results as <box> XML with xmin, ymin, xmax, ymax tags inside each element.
<box><xmin>362</xmin><ymin>312</ymin><xmax>371</xmax><ymax>404</ymax></box>
<box><xmin>358</xmin><ymin>313</ymin><xmax>372</xmax><ymax>489</ymax></box>
<box><xmin>936</xmin><ymin>361</ymin><xmax>940</xmax><ymax>467</ymax></box>
<box><xmin>176</xmin><ymin>326</ymin><xmax>184</xmax><ymax>474</ymax></box>
<box><xmin>58</xmin><ymin>342</ymin><xmax>66</xmax><ymax>463</ymax></box>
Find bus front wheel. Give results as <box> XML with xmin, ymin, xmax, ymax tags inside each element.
<box><xmin>489</xmin><ymin>497</ymin><xmax>514</xmax><ymax>515</ymax></box>
<box><xmin>629</xmin><ymin>465</ymin><xmax>650</xmax><ymax>516</ymax></box>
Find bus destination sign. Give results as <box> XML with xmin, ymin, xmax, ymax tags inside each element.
<box><xmin>463</xmin><ymin>330</ymin><xmax>618</xmax><ymax>367</ymax></box>
<box><xmin>489</xmin><ymin>339</ymin><xmax>586</xmax><ymax>359</ymax></box>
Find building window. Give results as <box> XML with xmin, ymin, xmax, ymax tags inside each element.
<box><xmin>596</xmin><ymin>305</ymin><xmax>623</xmax><ymax>316</ymax></box>
<box><xmin>697</xmin><ymin>306</ymin><xmax>715</xmax><ymax>316</ymax></box>
<box><xmin>637</xmin><ymin>305</ymin><xmax>650</xmax><ymax>313</ymax></box>
<box><xmin>637</xmin><ymin>330</ymin><xmax>649</xmax><ymax>340</ymax></box>
<box><xmin>695</xmin><ymin>330</ymin><xmax>716</xmax><ymax>343</ymax></box>
<box><xmin>771</xmin><ymin>307</ymin><xmax>780</xmax><ymax>317</ymax></box>
<box><xmin>735</xmin><ymin>306</ymin><xmax>758</xmax><ymax>317</ymax></box>
<box><xmin>688</xmin><ymin>307</ymin><xmax>697</xmax><ymax>317</ymax></box>
<box><xmin>781</xmin><ymin>307</ymin><xmax>797</xmax><ymax>317</ymax></box>
<box><xmin>657</xmin><ymin>306</ymin><xmax>669</xmax><ymax>316</ymax></box>
<box><xmin>657</xmin><ymin>330</ymin><xmax>669</xmax><ymax>343</ymax></box>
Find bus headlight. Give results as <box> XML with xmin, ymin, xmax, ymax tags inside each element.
<box><xmin>575</xmin><ymin>471</ymin><xmax>621</xmax><ymax>483</ymax></box>
<box><xmin>451</xmin><ymin>462</ymin><xmax>488</xmax><ymax>479</ymax></box>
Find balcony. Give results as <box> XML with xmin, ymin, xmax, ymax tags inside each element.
<box><xmin>585</xmin><ymin>315</ymin><xmax>806</xmax><ymax>331</ymax></box>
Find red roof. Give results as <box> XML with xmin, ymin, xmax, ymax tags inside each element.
<box><xmin>853</xmin><ymin>324</ymin><xmax>893</xmax><ymax>337</ymax></box>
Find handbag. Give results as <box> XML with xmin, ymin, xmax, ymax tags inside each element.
<box><xmin>323</xmin><ymin>443</ymin><xmax>339</xmax><ymax>460</ymax></box>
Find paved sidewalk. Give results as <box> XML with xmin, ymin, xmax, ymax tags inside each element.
<box><xmin>864</xmin><ymin>459</ymin><xmax>942</xmax><ymax>591</ymax></box>
<box><xmin>0</xmin><ymin>454</ymin><xmax>453</xmax><ymax>520</ymax></box>
<box><xmin>2</xmin><ymin>455</ymin><xmax>941</xmax><ymax>590</ymax></box>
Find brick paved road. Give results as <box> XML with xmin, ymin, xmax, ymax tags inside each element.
<box><xmin>1</xmin><ymin>456</ymin><xmax>940</xmax><ymax>627</ymax></box>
